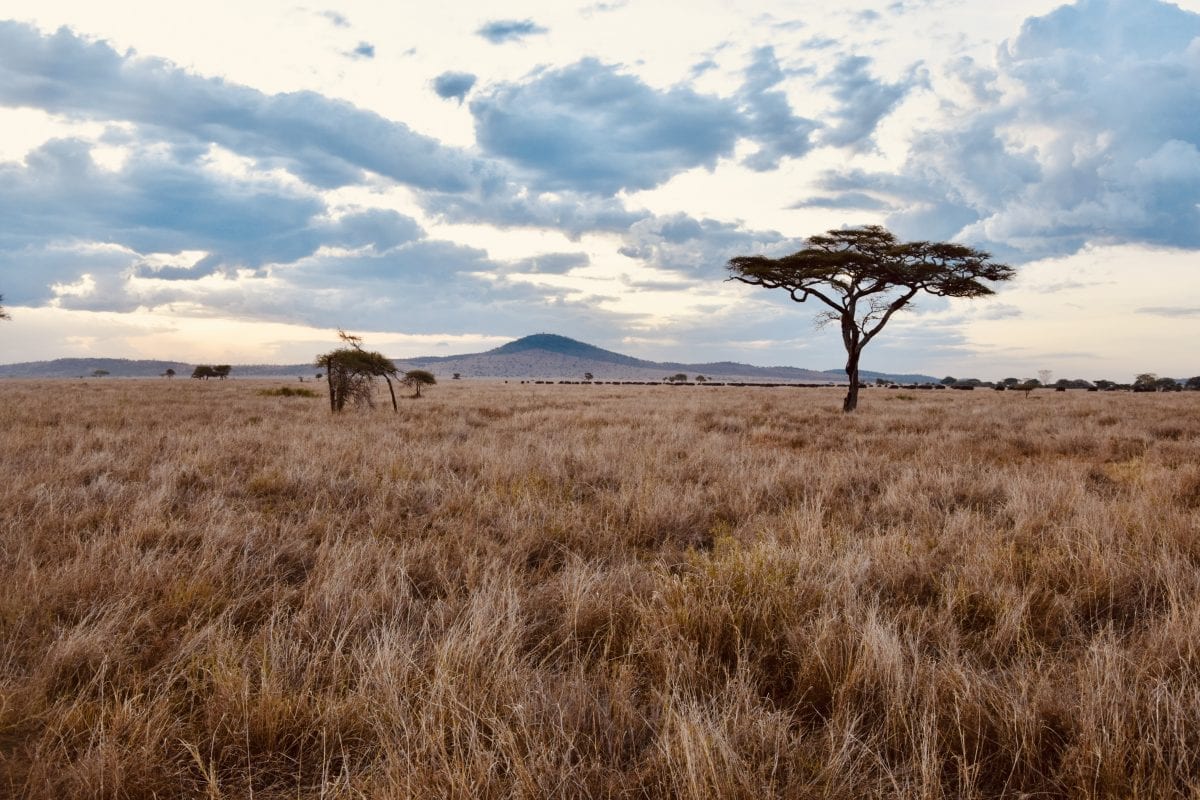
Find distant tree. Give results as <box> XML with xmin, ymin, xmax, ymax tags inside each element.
<box><xmin>1133</xmin><ymin>373</ymin><xmax>1158</xmax><ymax>392</ymax></box>
<box><xmin>583</xmin><ymin>372</ymin><xmax>593</xmax><ymax>381</ymax></box>
<box><xmin>213</xmin><ymin>365</ymin><xmax>232</xmax><ymax>380</ymax></box>
<box><xmin>91</xmin><ymin>369</ymin><xmax>109</xmax><ymax>378</ymax></box>
<box><xmin>403</xmin><ymin>369</ymin><xmax>437</xmax><ymax>398</ymax></box>
<box><xmin>1038</xmin><ymin>369</ymin><xmax>1054</xmax><ymax>386</ymax></box>
<box><xmin>1094</xmin><ymin>379</ymin><xmax>1116</xmax><ymax>390</ymax></box>
<box><xmin>316</xmin><ymin>331</ymin><xmax>400</xmax><ymax>412</ymax></box>
<box><xmin>668</xmin><ymin>373</ymin><xmax>688</xmax><ymax>383</ymax></box>
<box><xmin>453</xmin><ymin>372</ymin><xmax>462</xmax><ymax>380</ymax></box>
<box><xmin>0</xmin><ymin>293</ymin><xmax>9</xmax><ymax>321</ymax></box>
<box><xmin>695</xmin><ymin>375</ymin><xmax>707</xmax><ymax>383</ymax></box>
<box><xmin>316</xmin><ymin>373</ymin><xmax>323</xmax><ymax>380</ymax></box>
<box><xmin>1002</xmin><ymin>377</ymin><xmax>1020</xmax><ymax>387</ymax></box>
<box><xmin>1154</xmin><ymin>377</ymin><xmax>1180</xmax><ymax>392</ymax></box>
<box><xmin>163</xmin><ymin>368</ymin><xmax>176</xmax><ymax>379</ymax></box>
<box><xmin>940</xmin><ymin>376</ymin><xmax>957</xmax><ymax>385</ymax></box>
<box><xmin>1186</xmin><ymin>376</ymin><xmax>1200</xmax><ymax>390</ymax></box>
<box><xmin>728</xmin><ymin>226</ymin><xmax>1013</xmax><ymax>412</ymax></box>
<box><xmin>191</xmin><ymin>365</ymin><xmax>216</xmax><ymax>379</ymax></box>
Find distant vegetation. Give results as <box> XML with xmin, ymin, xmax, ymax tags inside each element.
<box><xmin>258</xmin><ymin>386</ymin><xmax>319</xmax><ymax>398</ymax></box>
<box><xmin>191</xmin><ymin>364</ymin><xmax>231</xmax><ymax>379</ymax></box>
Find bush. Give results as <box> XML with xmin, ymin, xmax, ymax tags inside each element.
<box><xmin>258</xmin><ymin>387</ymin><xmax>319</xmax><ymax>398</ymax></box>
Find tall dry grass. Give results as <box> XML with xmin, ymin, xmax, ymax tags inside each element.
<box><xmin>1</xmin><ymin>378</ymin><xmax>1198</xmax><ymax>798</ymax></box>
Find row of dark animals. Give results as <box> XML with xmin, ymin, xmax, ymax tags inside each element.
<box><xmin>520</xmin><ymin>380</ymin><xmax>1186</xmax><ymax>391</ymax></box>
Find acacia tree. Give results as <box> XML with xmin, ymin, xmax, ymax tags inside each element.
<box><xmin>728</xmin><ymin>225</ymin><xmax>1013</xmax><ymax>412</ymax></box>
<box><xmin>403</xmin><ymin>369</ymin><xmax>436</xmax><ymax>398</ymax></box>
<box><xmin>0</xmin><ymin>293</ymin><xmax>9</xmax><ymax>321</ymax></box>
<box><xmin>317</xmin><ymin>331</ymin><xmax>400</xmax><ymax>412</ymax></box>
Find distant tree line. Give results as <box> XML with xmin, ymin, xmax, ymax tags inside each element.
<box><xmin>192</xmin><ymin>365</ymin><xmax>231</xmax><ymax>380</ymax></box>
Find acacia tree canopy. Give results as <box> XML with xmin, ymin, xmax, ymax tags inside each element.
<box><xmin>403</xmin><ymin>369</ymin><xmax>436</xmax><ymax>398</ymax></box>
<box><xmin>728</xmin><ymin>225</ymin><xmax>1014</xmax><ymax>412</ymax></box>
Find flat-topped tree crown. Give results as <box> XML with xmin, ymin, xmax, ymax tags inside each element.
<box><xmin>728</xmin><ymin>225</ymin><xmax>1013</xmax><ymax>412</ymax></box>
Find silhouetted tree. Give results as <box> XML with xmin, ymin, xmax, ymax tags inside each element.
<box><xmin>163</xmin><ymin>368</ymin><xmax>176</xmax><ymax>379</ymax></box>
<box><xmin>0</xmin><ymin>293</ymin><xmax>9</xmax><ymax>321</ymax></box>
<box><xmin>91</xmin><ymin>369</ymin><xmax>109</xmax><ymax>378</ymax></box>
<box><xmin>1134</xmin><ymin>373</ymin><xmax>1158</xmax><ymax>392</ymax></box>
<box><xmin>583</xmin><ymin>372</ymin><xmax>593</xmax><ymax>381</ymax></box>
<box><xmin>213</xmin><ymin>365</ymin><xmax>231</xmax><ymax>380</ymax></box>
<box><xmin>317</xmin><ymin>331</ymin><xmax>400</xmax><ymax>412</ymax></box>
<box><xmin>695</xmin><ymin>375</ymin><xmax>708</xmax><ymax>383</ymax></box>
<box><xmin>940</xmin><ymin>376</ymin><xmax>957</xmax><ymax>385</ymax></box>
<box><xmin>1154</xmin><ymin>377</ymin><xmax>1180</xmax><ymax>392</ymax></box>
<box><xmin>1185</xmin><ymin>376</ymin><xmax>1200</xmax><ymax>390</ymax></box>
<box><xmin>728</xmin><ymin>226</ymin><xmax>1013</xmax><ymax>411</ymax></box>
<box><xmin>403</xmin><ymin>369</ymin><xmax>436</xmax><ymax>398</ymax></box>
<box><xmin>192</xmin><ymin>365</ymin><xmax>216</xmax><ymax>379</ymax></box>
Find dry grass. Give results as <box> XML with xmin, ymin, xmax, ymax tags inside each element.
<box><xmin>2</xmin><ymin>379</ymin><xmax>1199</xmax><ymax>798</ymax></box>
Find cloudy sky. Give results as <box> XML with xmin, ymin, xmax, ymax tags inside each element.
<box><xmin>1</xmin><ymin>0</ymin><xmax>1197</xmax><ymax>379</ymax></box>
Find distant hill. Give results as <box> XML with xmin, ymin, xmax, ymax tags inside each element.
<box><xmin>0</xmin><ymin>334</ymin><xmax>938</xmax><ymax>384</ymax></box>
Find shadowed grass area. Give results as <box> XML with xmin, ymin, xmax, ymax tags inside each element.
<box><xmin>1</xmin><ymin>379</ymin><xmax>1198</xmax><ymax>798</ymax></box>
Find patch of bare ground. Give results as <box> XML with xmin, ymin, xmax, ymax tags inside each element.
<box><xmin>1</xmin><ymin>379</ymin><xmax>1198</xmax><ymax>798</ymax></box>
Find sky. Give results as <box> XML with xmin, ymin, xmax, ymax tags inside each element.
<box><xmin>0</xmin><ymin>0</ymin><xmax>1198</xmax><ymax>380</ymax></box>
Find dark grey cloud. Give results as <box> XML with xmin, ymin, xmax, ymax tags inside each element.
<box><xmin>432</xmin><ymin>71</ymin><xmax>477</xmax><ymax>103</ymax></box>
<box><xmin>818</xmin><ymin>55</ymin><xmax>926</xmax><ymax>149</ymax></box>
<box><xmin>0</xmin><ymin>21</ymin><xmax>479</xmax><ymax>192</ymax></box>
<box><xmin>0</xmin><ymin>137</ymin><xmax>428</xmax><ymax>304</ymax></box>
<box><xmin>469</xmin><ymin>59</ymin><xmax>744</xmax><ymax>194</ymax></box>
<box><xmin>818</xmin><ymin>0</ymin><xmax>1200</xmax><ymax>258</ymax></box>
<box><xmin>790</xmin><ymin>192</ymin><xmax>892</xmax><ymax>210</ymax></box>
<box><xmin>738</xmin><ymin>47</ymin><xmax>820</xmax><ymax>170</ymax></box>
<box><xmin>617</xmin><ymin>213</ymin><xmax>804</xmax><ymax>277</ymax></box>
<box><xmin>469</xmin><ymin>55</ymin><xmax>815</xmax><ymax>194</ymax></box>
<box><xmin>476</xmin><ymin>19</ymin><xmax>548</xmax><ymax>44</ymax></box>
<box><xmin>504</xmin><ymin>252</ymin><xmax>589</xmax><ymax>274</ymax></box>
<box><xmin>421</xmin><ymin>186</ymin><xmax>645</xmax><ymax>239</ymax></box>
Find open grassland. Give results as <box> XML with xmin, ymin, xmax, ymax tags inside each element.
<box><xmin>2</xmin><ymin>379</ymin><xmax>1199</xmax><ymax>799</ymax></box>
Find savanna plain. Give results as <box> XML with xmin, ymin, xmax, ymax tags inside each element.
<box><xmin>2</xmin><ymin>379</ymin><xmax>1199</xmax><ymax>799</ymax></box>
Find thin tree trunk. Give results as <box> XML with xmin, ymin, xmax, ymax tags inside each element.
<box><xmin>327</xmin><ymin>360</ymin><xmax>337</xmax><ymax>413</ymax></box>
<box><xmin>384</xmin><ymin>376</ymin><xmax>397</xmax><ymax>411</ymax></box>
<box><xmin>843</xmin><ymin>349</ymin><xmax>861</xmax><ymax>413</ymax></box>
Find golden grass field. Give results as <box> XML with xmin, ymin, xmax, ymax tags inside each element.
<box><xmin>2</xmin><ymin>378</ymin><xmax>1199</xmax><ymax>798</ymax></box>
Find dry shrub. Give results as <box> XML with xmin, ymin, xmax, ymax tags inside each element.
<box><xmin>1</xmin><ymin>380</ymin><xmax>1199</xmax><ymax>798</ymax></box>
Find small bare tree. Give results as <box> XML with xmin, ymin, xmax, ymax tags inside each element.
<box><xmin>316</xmin><ymin>331</ymin><xmax>400</xmax><ymax>412</ymax></box>
<box><xmin>0</xmin><ymin>293</ymin><xmax>9</xmax><ymax>321</ymax></box>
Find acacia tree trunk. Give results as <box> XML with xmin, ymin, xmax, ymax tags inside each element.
<box><xmin>383</xmin><ymin>376</ymin><xmax>397</xmax><ymax>411</ymax></box>
<box><xmin>841</xmin><ymin>312</ymin><xmax>863</xmax><ymax>413</ymax></box>
<box><xmin>843</xmin><ymin>348</ymin><xmax>861</xmax><ymax>412</ymax></box>
<box><xmin>326</xmin><ymin>359</ymin><xmax>336</xmax><ymax>413</ymax></box>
